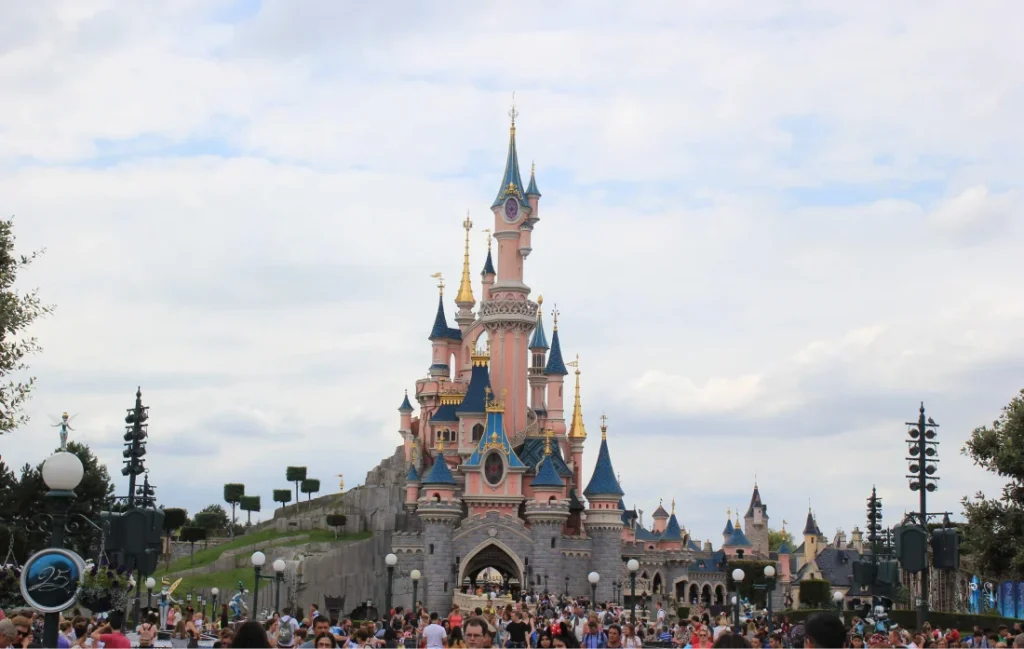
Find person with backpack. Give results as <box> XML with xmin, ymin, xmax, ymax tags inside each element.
<box><xmin>277</xmin><ymin>608</ymin><xmax>301</xmax><ymax>648</ymax></box>
<box><xmin>581</xmin><ymin>620</ymin><xmax>607</xmax><ymax>648</ymax></box>
<box><xmin>138</xmin><ymin>612</ymin><xmax>159</xmax><ymax>648</ymax></box>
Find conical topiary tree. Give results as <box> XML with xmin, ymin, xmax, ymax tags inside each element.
<box><xmin>300</xmin><ymin>478</ymin><xmax>320</xmax><ymax>510</ymax></box>
<box><xmin>285</xmin><ymin>467</ymin><xmax>307</xmax><ymax>511</ymax></box>
<box><xmin>273</xmin><ymin>489</ymin><xmax>292</xmax><ymax>514</ymax></box>
<box><xmin>223</xmin><ymin>483</ymin><xmax>245</xmax><ymax>538</ymax></box>
<box><xmin>239</xmin><ymin>495</ymin><xmax>261</xmax><ymax>527</ymax></box>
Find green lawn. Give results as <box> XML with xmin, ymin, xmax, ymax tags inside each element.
<box><xmin>158</xmin><ymin>529</ymin><xmax>371</xmax><ymax>577</ymax></box>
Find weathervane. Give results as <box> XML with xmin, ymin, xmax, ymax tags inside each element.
<box><xmin>430</xmin><ymin>272</ymin><xmax>445</xmax><ymax>295</ymax></box>
<box><xmin>51</xmin><ymin>411</ymin><xmax>77</xmax><ymax>450</ymax></box>
<box><xmin>337</xmin><ymin>473</ymin><xmax>345</xmax><ymax>492</ymax></box>
<box><xmin>509</xmin><ymin>91</ymin><xmax>518</xmax><ymax>126</ymax></box>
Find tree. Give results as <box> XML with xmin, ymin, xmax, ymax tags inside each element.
<box><xmin>239</xmin><ymin>495</ymin><xmax>261</xmax><ymax>527</ymax></box>
<box><xmin>223</xmin><ymin>484</ymin><xmax>245</xmax><ymax>538</ymax></box>
<box><xmin>162</xmin><ymin>508</ymin><xmax>188</xmax><ymax>538</ymax></box>
<box><xmin>0</xmin><ymin>217</ymin><xmax>54</xmax><ymax>436</ymax></box>
<box><xmin>179</xmin><ymin>526</ymin><xmax>207</xmax><ymax>568</ymax></box>
<box><xmin>300</xmin><ymin>478</ymin><xmax>320</xmax><ymax>510</ymax></box>
<box><xmin>769</xmin><ymin>528</ymin><xmax>795</xmax><ymax>553</ymax></box>
<box><xmin>193</xmin><ymin>504</ymin><xmax>230</xmax><ymax>535</ymax></box>
<box><xmin>273</xmin><ymin>489</ymin><xmax>292</xmax><ymax>512</ymax></box>
<box><xmin>961</xmin><ymin>388</ymin><xmax>1024</xmax><ymax>578</ymax></box>
<box><xmin>325</xmin><ymin>513</ymin><xmax>347</xmax><ymax>539</ymax></box>
<box><xmin>286</xmin><ymin>467</ymin><xmax>307</xmax><ymax>511</ymax></box>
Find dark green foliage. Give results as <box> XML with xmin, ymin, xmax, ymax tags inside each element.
<box><xmin>724</xmin><ymin>559</ymin><xmax>775</xmax><ymax>607</ymax></box>
<box><xmin>326</xmin><ymin>513</ymin><xmax>347</xmax><ymax>538</ymax></box>
<box><xmin>675</xmin><ymin>606</ymin><xmax>690</xmax><ymax>621</ymax></box>
<box><xmin>223</xmin><ymin>484</ymin><xmax>244</xmax><ymax>538</ymax></box>
<box><xmin>768</xmin><ymin>528</ymin><xmax>795</xmax><ymax>553</ymax></box>
<box><xmin>300</xmin><ymin>479</ymin><xmax>320</xmax><ymax>509</ymax></box>
<box><xmin>0</xmin><ymin>217</ymin><xmax>54</xmax><ymax>435</ymax></box>
<box><xmin>193</xmin><ymin>504</ymin><xmax>230</xmax><ymax>533</ymax></box>
<box><xmin>286</xmin><ymin>467</ymin><xmax>307</xmax><ymax>510</ymax></box>
<box><xmin>273</xmin><ymin>489</ymin><xmax>292</xmax><ymax>507</ymax></box>
<box><xmin>797</xmin><ymin>579</ymin><xmax>832</xmax><ymax>608</ymax></box>
<box><xmin>239</xmin><ymin>495</ymin><xmax>261</xmax><ymax>526</ymax></box>
<box><xmin>961</xmin><ymin>388</ymin><xmax>1024</xmax><ymax>578</ymax></box>
<box><xmin>178</xmin><ymin>526</ymin><xmax>207</xmax><ymax>568</ymax></box>
<box><xmin>162</xmin><ymin>508</ymin><xmax>187</xmax><ymax>538</ymax></box>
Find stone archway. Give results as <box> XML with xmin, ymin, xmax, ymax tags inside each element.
<box><xmin>688</xmin><ymin>583</ymin><xmax>700</xmax><ymax>605</ymax></box>
<box><xmin>652</xmin><ymin>572</ymin><xmax>664</xmax><ymax>595</ymax></box>
<box><xmin>714</xmin><ymin>584</ymin><xmax>725</xmax><ymax>605</ymax></box>
<box><xmin>458</xmin><ymin>539</ymin><xmax>525</xmax><ymax>593</ymax></box>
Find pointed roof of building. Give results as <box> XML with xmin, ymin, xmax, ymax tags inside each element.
<box><xmin>725</xmin><ymin>526</ymin><xmax>753</xmax><ymax>547</ymax></box>
<box><xmin>481</xmin><ymin>233</ymin><xmax>496</xmax><ymax>277</ymax></box>
<box><xmin>661</xmin><ymin>513</ymin><xmax>684</xmax><ymax>541</ymax></box>
<box><xmin>422</xmin><ymin>452</ymin><xmax>456</xmax><ymax>485</ymax></box>
<box><xmin>723</xmin><ymin>516</ymin><xmax>734</xmax><ymax>536</ymax></box>
<box><xmin>456</xmin><ymin>361</ymin><xmax>493</xmax><ymax>414</ymax></box>
<box><xmin>399</xmin><ymin>391</ymin><xmax>413</xmax><ymax>412</ymax></box>
<box><xmin>466</xmin><ymin>391</ymin><xmax>526</xmax><ymax>469</ymax></box>
<box><xmin>455</xmin><ymin>213</ymin><xmax>476</xmax><ymax>306</ymax></box>
<box><xmin>544</xmin><ymin>312</ymin><xmax>568</xmax><ymax>375</ymax></box>
<box><xmin>583</xmin><ymin>434</ymin><xmax>624</xmax><ymax>498</ymax></box>
<box><xmin>529</xmin><ymin>297</ymin><xmax>549</xmax><ymax>350</ymax></box>
<box><xmin>429</xmin><ymin>294</ymin><xmax>462</xmax><ymax>341</ymax></box>
<box><xmin>567</xmin><ymin>356</ymin><xmax>588</xmax><ymax>439</ymax></box>
<box><xmin>532</xmin><ymin>432</ymin><xmax>564</xmax><ymax>488</ymax></box>
<box><xmin>516</xmin><ymin>437</ymin><xmax>572</xmax><ymax>478</ymax></box>
<box><xmin>803</xmin><ymin>509</ymin><xmax>818</xmax><ymax>535</ymax></box>
<box><xmin>652</xmin><ymin>500</ymin><xmax>670</xmax><ymax>519</ymax></box>
<box><xmin>745</xmin><ymin>483</ymin><xmax>767</xmax><ymax>518</ymax></box>
<box><xmin>687</xmin><ymin>538</ymin><xmax>703</xmax><ymax>552</ymax></box>
<box><xmin>406</xmin><ymin>464</ymin><xmax>420</xmax><ymax>482</ymax></box>
<box><xmin>526</xmin><ymin>161</ymin><xmax>541</xmax><ymax>197</ymax></box>
<box><xmin>491</xmin><ymin>104</ymin><xmax>531</xmax><ymax>210</ymax></box>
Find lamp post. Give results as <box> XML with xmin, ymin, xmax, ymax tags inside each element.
<box><xmin>410</xmin><ymin>570</ymin><xmax>421</xmax><ymax>612</ymax></box>
<box><xmin>145</xmin><ymin>577</ymin><xmax>156</xmax><ymax>612</ymax></box>
<box><xmin>627</xmin><ymin>559</ymin><xmax>640</xmax><ymax>626</ymax></box>
<box><xmin>763</xmin><ymin>565</ymin><xmax>776</xmax><ymax>636</ymax></box>
<box><xmin>211</xmin><ymin>587</ymin><xmax>219</xmax><ymax>623</ymax></box>
<box><xmin>833</xmin><ymin>590</ymin><xmax>844</xmax><ymax>614</ymax></box>
<box><xmin>251</xmin><ymin>551</ymin><xmax>266</xmax><ymax>619</ymax></box>
<box><xmin>385</xmin><ymin>553</ymin><xmax>398</xmax><ymax>615</ymax></box>
<box><xmin>731</xmin><ymin>568</ymin><xmax>746</xmax><ymax>631</ymax></box>
<box><xmin>38</xmin><ymin>450</ymin><xmax>85</xmax><ymax>649</ymax></box>
<box><xmin>273</xmin><ymin>559</ymin><xmax>286</xmax><ymax>614</ymax></box>
<box><xmin>588</xmin><ymin>572</ymin><xmax>600</xmax><ymax>608</ymax></box>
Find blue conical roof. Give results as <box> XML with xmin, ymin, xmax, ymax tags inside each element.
<box><xmin>491</xmin><ymin>123</ymin><xmax>530</xmax><ymax>210</ymax></box>
<box><xmin>725</xmin><ymin>527</ymin><xmax>752</xmax><ymax>547</ymax></box>
<box><xmin>406</xmin><ymin>464</ymin><xmax>420</xmax><ymax>482</ymax></box>
<box><xmin>802</xmin><ymin>510</ymin><xmax>817</xmax><ymax>536</ymax></box>
<box><xmin>466</xmin><ymin>409</ymin><xmax>525</xmax><ymax>469</ymax></box>
<box><xmin>661</xmin><ymin>513</ymin><xmax>683</xmax><ymax>541</ymax></box>
<box><xmin>526</xmin><ymin>164</ymin><xmax>541</xmax><ymax>197</ymax></box>
<box><xmin>583</xmin><ymin>437</ymin><xmax>624</xmax><ymax>498</ymax></box>
<box><xmin>429</xmin><ymin>295</ymin><xmax>462</xmax><ymax>341</ymax></box>
<box><xmin>777</xmin><ymin>538</ymin><xmax>792</xmax><ymax>554</ymax></box>
<box><xmin>544</xmin><ymin>329</ymin><xmax>568</xmax><ymax>375</ymax></box>
<box><xmin>456</xmin><ymin>363</ymin><xmax>492</xmax><ymax>414</ymax></box>
<box><xmin>723</xmin><ymin>518</ymin><xmax>734</xmax><ymax>536</ymax></box>
<box><xmin>422</xmin><ymin>454</ymin><xmax>456</xmax><ymax>486</ymax></box>
<box><xmin>399</xmin><ymin>392</ymin><xmax>413</xmax><ymax>412</ymax></box>
<box><xmin>481</xmin><ymin>248</ymin><xmax>496</xmax><ymax>276</ymax></box>
<box><xmin>529</xmin><ymin>309</ymin><xmax>549</xmax><ymax>350</ymax></box>
<box><xmin>531</xmin><ymin>455</ymin><xmax>564</xmax><ymax>488</ymax></box>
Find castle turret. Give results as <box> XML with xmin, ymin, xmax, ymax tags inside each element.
<box><xmin>544</xmin><ymin>312</ymin><xmax>569</xmax><ymax>438</ymax></box>
<box><xmin>454</xmin><ymin>213</ymin><xmax>476</xmax><ymax>333</ymax></box>
<box><xmin>404</xmin><ymin>464</ymin><xmax>420</xmax><ymax>513</ymax></box>
<box><xmin>744</xmin><ymin>483</ymin><xmax>770</xmax><ymax>558</ymax></box>
<box><xmin>803</xmin><ymin>509</ymin><xmax>820</xmax><ymax>563</ymax></box>
<box><xmin>659</xmin><ymin>499</ymin><xmax>684</xmax><ymax>550</ymax></box>
<box><xmin>723</xmin><ymin>510</ymin><xmax>735</xmax><ymax>545</ymax></box>
<box><xmin>526</xmin><ymin>161</ymin><xmax>541</xmax><ymax>216</ymax></box>
<box><xmin>566</xmin><ymin>354</ymin><xmax>587</xmax><ymax>489</ymax></box>
<box><xmin>428</xmin><ymin>277</ymin><xmax>462</xmax><ymax>378</ymax></box>
<box><xmin>583</xmin><ymin>420</ymin><xmax>624</xmax><ymax>603</ymax></box>
<box><xmin>528</xmin><ymin>296</ymin><xmax>550</xmax><ymax>413</ymax></box>
<box><xmin>418</xmin><ymin>440</ymin><xmax>462</xmax><ymax>615</ymax></box>
<box><xmin>651</xmin><ymin>500</ymin><xmax>670</xmax><ymax>535</ymax></box>
<box><xmin>777</xmin><ymin>534</ymin><xmax>792</xmax><ymax>582</ymax></box>
<box><xmin>525</xmin><ymin>431</ymin><xmax>569</xmax><ymax>594</ymax></box>
<box><xmin>455</xmin><ymin>343</ymin><xmax>493</xmax><ymax>454</ymax></box>
<box><xmin>399</xmin><ymin>390</ymin><xmax>415</xmax><ymax>462</ymax></box>
<box><xmin>480</xmin><ymin>232</ymin><xmax>496</xmax><ymax>302</ymax></box>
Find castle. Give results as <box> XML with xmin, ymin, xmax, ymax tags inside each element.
<box><xmin>382</xmin><ymin>105</ymin><xmax>799</xmax><ymax>615</ymax></box>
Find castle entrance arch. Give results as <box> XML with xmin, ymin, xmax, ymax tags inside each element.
<box><xmin>458</xmin><ymin>539</ymin><xmax>525</xmax><ymax>595</ymax></box>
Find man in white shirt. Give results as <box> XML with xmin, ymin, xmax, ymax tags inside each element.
<box><xmin>656</xmin><ymin>601</ymin><xmax>666</xmax><ymax>630</ymax></box>
<box><xmin>423</xmin><ymin>612</ymin><xmax>448</xmax><ymax>649</ymax></box>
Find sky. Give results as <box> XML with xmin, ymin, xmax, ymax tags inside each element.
<box><xmin>2</xmin><ymin>0</ymin><xmax>1023</xmax><ymax>546</ymax></box>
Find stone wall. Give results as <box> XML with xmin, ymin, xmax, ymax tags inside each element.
<box><xmin>167</xmin><ymin>537</ymin><xmax>232</xmax><ymax>562</ymax></box>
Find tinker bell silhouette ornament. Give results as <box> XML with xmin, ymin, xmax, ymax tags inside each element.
<box><xmin>51</xmin><ymin>411</ymin><xmax>78</xmax><ymax>450</ymax></box>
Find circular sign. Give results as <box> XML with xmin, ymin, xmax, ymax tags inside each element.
<box><xmin>19</xmin><ymin>548</ymin><xmax>85</xmax><ymax>613</ymax></box>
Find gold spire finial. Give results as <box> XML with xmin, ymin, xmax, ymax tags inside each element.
<box><xmin>782</xmin><ymin>519</ymin><xmax>788</xmax><ymax>532</ymax></box>
<box><xmin>600</xmin><ymin>413</ymin><xmax>608</xmax><ymax>439</ymax></box>
<box><xmin>509</xmin><ymin>91</ymin><xmax>518</xmax><ymax>130</ymax></box>
<box><xmin>531</xmin><ymin>160</ymin><xmax>536</xmax><ymax>176</ymax></box>
<box><xmin>430</xmin><ymin>272</ymin><xmax>445</xmax><ymax>295</ymax></box>
<box><xmin>537</xmin><ymin>295</ymin><xmax>543</xmax><ymax>306</ymax></box>
<box><xmin>736</xmin><ymin>509</ymin><xmax>741</xmax><ymax>527</ymax></box>
<box><xmin>437</xmin><ymin>438</ymin><xmax>445</xmax><ymax>452</ymax></box>
<box><xmin>482</xmin><ymin>228</ymin><xmax>492</xmax><ymax>250</ymax></box>
<box><xmin>727</xmin><ymin>507</ymin><xmax>732</xmax><ymax>521</ymax></box>
<box><xmin>543</xmin><ymin>429</ymin><xmax>553</xmax><ymax>456</ymax></box>
<box><xmin>566</xmin><ymin>355</ymin><xmax>587</xmax><ymax>439</ymax></box>
<box><xmin>671</xmin><ymin>498</ymin><xmax>676</xmax><ymax>515</ymax></box>
<box><xmin>456</xmin><ymin>212</ymin><xmax>475</xmax><ymax>305</ymax></box>
<box><xmin>552</xmin><ymin>304</ymin><xmax>560</xmax><ymax>331</ymax></box>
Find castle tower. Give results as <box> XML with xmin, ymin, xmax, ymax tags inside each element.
<box><xmin>743</xmin><ymin>483</ymin><xmax>770</xmax><ymax>557</ymax></box>
<box><xmin>659</xmin><ymin>499</ymin><xmax>684</xmax><ymax>550</ymax></box>
<box><xmin>461</xmin><ymin>388</ymin><xmax>527</xmax><ymax>518</ymax></box>
<box><xmin>850</xmin><ymin>526</ymin><xmax>864</xmax><ymax>554</ymax></box>
<box><xmin>777</xmin><ymin>534</ymin><xmax>792</xmax><ymax>582</ymax></box>
<box><xmin>566</xmin><ymin>355</ymin><xmax>587</xmax><ymax>488</ymax></box>
<box><xmin>528</xmin><ymin>296</ymin><xmax>550</xmax><ymax>413</ymax></box>
<box><xmin>454</xmin><ymin>343</ymin><xmax>493</xmax><ymax>456</ymax></box>
<box><xmin>428</xmin><ymin>277</ymin><xmax>461</xmax><ymax>379</ymax></box>
<box><xmin>583</xmin><ymin>420</ymin><xmax>624</xmax><ymax>603</ymax></box>
<box><xmin>483</xmin><ymin>100</ymin><xmax>541</xmax><ymax>437</ymax></box>
<box><xmin>544</xmin><ymin>311</ymin><xmax>569</xmax><ymax>438</ymax></box>
<box><xmin>399</xmin><ymin>391</ymin><xmax>415</xmax><ymax>463</ymax></box>
<box><xmin>454</xmin><ymin>213</ymin><xmax>477</xmax><ymax>334</ymax></box>
<box><xmin>404</xmin><ymin>464</ymin><xmax>420</xmax><ymax>513</ymax></box>
<box><xmin>480</xmin><ymin>232</ymin><xmax>496</xmax><ymax>302</ymax></box>
<box><xmin>418</xmin><ymin>441</ymin><xmax>462</xmax><ymax>615</ymax></box>
<box><xmin>525</xmin><ymin>431</ymin><xmax>569</xmax><ymax>591</ymax></box>
<box><xmin>722</xmin><ymin>510</ymin><xmax>735</xmax><ymax>546</ymax></box>
<box><xmin>802</xmin><ymin>509</ymin><xmax>820</xmax><ymax>564</ymax></box>
<box><xmin>651</xmin><ymin>500</ymin><xmax>669</xmax><ymax>535</ymax></box>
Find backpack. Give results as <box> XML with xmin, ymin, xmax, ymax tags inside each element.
<box><xmin>277</xmin><ymin>618</ymin><xmax>294</xmax><ymax>647</ymax></box>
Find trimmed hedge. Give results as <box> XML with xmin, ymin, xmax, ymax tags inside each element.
<box><xmin>779</xmin><ymin>608</ymin><xmax>1021</xmax><ymax>633</ymax></box>
<box><xmin>798</xmin><ymin>579</ymin><xmax>832</xmax><ymax>609</ymax></box>
<box><xmin>675</xmin><ymin>606</ymin><xmax>690</xmax><ymax>620</ymax></box>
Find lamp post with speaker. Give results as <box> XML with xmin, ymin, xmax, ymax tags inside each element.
<box><xmin>731</xmin><ymin>568</ymin><xmax>746</xmax><ymax>631</ymax></box>
<box><xmin>627</xmin><ymin>559</ymin><xmax>640</xmax><ymax>625</ymax></box>
<box><xmin>384</xmin><ymin>553</ymin><xmax>398</xmax><ymax>615</ymax></box>
<box><xmin>588</xmin><ymin>572</ymin><xmax>600</xmax><ymax>608</ymax></box>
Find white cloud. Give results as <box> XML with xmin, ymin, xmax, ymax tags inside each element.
<box><xmin>0</xmin><ymin>0</ymin><xmax>1021</xmax><ymax>542</ymax></box>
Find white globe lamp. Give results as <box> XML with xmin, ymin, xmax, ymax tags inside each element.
<box><xmin>385</xmin><ymin>553</ymin><xmax>398</xmax><ymax>567</ymax></box>
<box><xmin>626</xmin><ymin>559</ymin><xmax>640</xmax><ymax>572</ymax></box>
<box><xmin>732</xmin><ymin>568</ymin><xmax>745</xmax><ymax>582</ymax></box>
<box><xmin>251</xmin><ymin>551</ymin><xmax>266</xmax><ymax>567</ymax></box>
<box><xmin>41</xmin><ymin>451</ymin><xmax>84</xmax><ymax>492</ymax></box>
<box><xmin>764</xmin><ymin>565</ymin><xmax>776</xmax><ymax>578</ymax></box>
<box><xmin>273</xmin><ymin>559</ymin><xmax>286</xmax><ymax>573</ymax></box>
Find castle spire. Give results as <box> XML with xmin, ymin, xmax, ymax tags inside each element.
<box><xmin>526</xmin><ymin>160</ymin><xmax>541</xmax><ymax>197</ymax></box>
<box><xmin>544</xmin><ymin>305</ymin><xmax>568</xmax><ymax>375</ymax></box>
<box><xmin>529</xmin><ymin>295</ymin><xmax>550</xmax><ymax>350</ymax></box>
<box><xmin>491</xmin><ymin>94</ymin><xmax>528</xmax><ymax>210</ymax></box>
<box><xmin>583</xmin><ymin>420</ymin><xmax>623</xmax><ymax>498</ymax></box>
<box><xmin>455</xmin><ymin>212</ymin><xmax>476</xmax><ymax>306</ymax></box>
<box><xmin>566</xmin><ymin>354</ymin><xmax>587</xmax><ymax>439</ymax></box>
<box><xmin>480</xmin><ymin>229</ymin><xmax>495</xmax><ymax>277</ymax></box>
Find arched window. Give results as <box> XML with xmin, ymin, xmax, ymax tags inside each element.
<box><xmin>472</xmin><ymin>423</ymin><xmax>484</xmax><ymax>442</ymax></box>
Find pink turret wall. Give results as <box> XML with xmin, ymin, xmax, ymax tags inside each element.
<box><xmin>546</xmin><ymin>376</ymin><xmax>565</xmax><ymax>435</ymax></box>
<box><xmin>779</xmin><ymin>552</ymin><xmax>791</xmax><ymax>581</ymax></box>
<box><xmin>496</xmin><ymin>237</ymin><xmax>521</xmax><ymax>283</ymax></box>
<box><xmin>653</xmin><ymin>517</ymin><xmax>668</xmax><ymax>534</ymax></box>
<box><xmin>405</xmin><ymin>483</ymin><xmax>419</xmax><ymax>505</ymax></box>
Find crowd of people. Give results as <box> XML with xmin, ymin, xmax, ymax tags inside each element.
<box><xmin>2</xmin><ymin>594</ymin><xmax>1024</xmax><ymax>648</ymax></box>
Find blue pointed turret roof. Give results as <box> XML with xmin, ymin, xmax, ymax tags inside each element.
<box><xmin>725</xmin><ymin>526</ymin><xmax>752</xmax><ymax>547</ymax></box>
<box><xmin>661</xmin><ymin>513</ymin><xmax>683</xmax><ymax>541</ymax></box>
<box><xmin>803</xmin><ymin>510</ymin><xmax>817</xmax><ymax>536</ymax></box>
<box><xmin>429</xmin><ymin>295</ymin><xmax>462</xmax><ymax>341</ymax></box>
<box><xmin>531</xmin><ymin>454</ymin><xmax>564</xmax><ymax>488</ymax></box>
<box><xmin>583</xmin><ymin>436</ymin><xmax>624</xmax><ymax>498</ymax></box>
<box><xmin>429</xmin><ymin>403</ymin><xmax>459</xmax><ymax>423</ymax></box>
<box><xmin>466</xmin><ymin>409</ymin><xmax>525</xmax><ymax>469</ymax></box>
<box><xmin>481</xmin><ymin>248</ymin><xmax>496</xmax><ymax>276</ymax></box>
<box><xmin>529</xmin><ymin>308</ymin><xmax>549</xmax><ymax>350</ymax></box>
<box><xmin>406</xmin><ymin>464</ymin><xmax>420</xmax><ymax>482</ymax></box>
<box><xmin>491</xmin><ymin>119</ymin><xmax>530</xmax><ymax>210</ymax></box>
<box><xmin>456</xmin><ymin>364</ymin><xmax>493</xmax><ymax>414</ymax></box>
<box><xmin>636</xmin><ymin>526</ymin><xmax>658</xmax><ymax>542</ymax></box>
<box><xmin>526</xmin><ymin>163</ymin><xmax>541</xmax><ymax>197</ymax></box>
<box><xmin>745</xmin><ymin>484</ymin><xmax>767</xmax><ymax>519</ymax></box>
<box><xmin>544</xmin><ymin>329</ymin><xmax>568</xmax><ymax>375</ymax></box>
<box><xmin>777</xmin><ymin>538</ymin><xmax>792</xmax><ymax>554</ymax></box>
<box><xmin>422</xmin><ymin>454</ymin><xmax>456</xmax><ymax>486</ymax></box>
<box><xmin>653</xmin><ymin>503</ymin><xmax>669</xmax><ymax>519</ymax></box>
<box><xmin>723</xmin><ymin>518</ymin><xmax>734</xmax><ymax>536</ymax></box>
<box><xmin>516</xmin><ymin>438</ymin><xmax>572</xmax><ymax>477</ymax></box>
<box><xmin>688</xmin><ymin>539</ymin><xmax>702</xmax><ymax>552</ymax></box>
<box><xmin>399</xmin><ymin>391</ymin><xmax>413</xmax><ymax>412</ymax></box>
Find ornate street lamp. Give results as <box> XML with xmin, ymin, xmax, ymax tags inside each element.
<box><xmin>833</xmin><ymin>590</ymin><xmax>844</xmax><ymax>614</ymax></box>
<box><xmin>385</xmin><ymin>553</ymin><xmax>398</xmax><ymax>614</ymax></box>
<box><xmin>273</xmin><ymin>559</ymin><xmax>286</xmax><ymax>614</ymax></box>
<box><xmin>627</xmin><ymin>559</ymin><xmax>640</xmax><ymax>625</ymax></box>
<box><xmin>731</xmin><ymin>568</ymin><xmax>746</xmax><ymax>630</ymax></box>
<box><xmin>251</xmin><ymin>551</ymin><xmax>266</xmax><ymax>618</ymax></box>
<box><xmin>588</xmin><ymin>572</ymin><xmax>600</xmax><ymax>607</ymax></box>
<box><xmin>145</xmin><ymin>577</ymin><xmax>156</xmax><ymax>611</ymax></box>
<box><xmin>763</xmin><ymin>566</ymin><xmax>776</xmax><ymax>636</ymax></box>
<box><xmin>410</xmin><ymin>570</ymin><xmax>421</xmax><ymax>612</ymax></box>
<box><xmin>211</xmin><ymin>587</ymin><xmax>219</xmax><ymax>622</ymax></box>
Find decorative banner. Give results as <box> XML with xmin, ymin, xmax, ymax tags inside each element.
<box><xmin>19</xmin><ymin>548</ymin><xmax>85</xmax><ymax>614</ymax></box>
<box><xmin>1017</xmin><ymin>581</ymin><xmax>1024</xmax><ymax>620</ymax></box>
<box><xmin>1000</xmin><ymin>581</ymin><xmax>1014</xmax><ymax>618</ymax></box>
<box><xmin>969</xmin><ymin>576</ymin><xmax>981</xmax><ymax>615</ymax></box>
